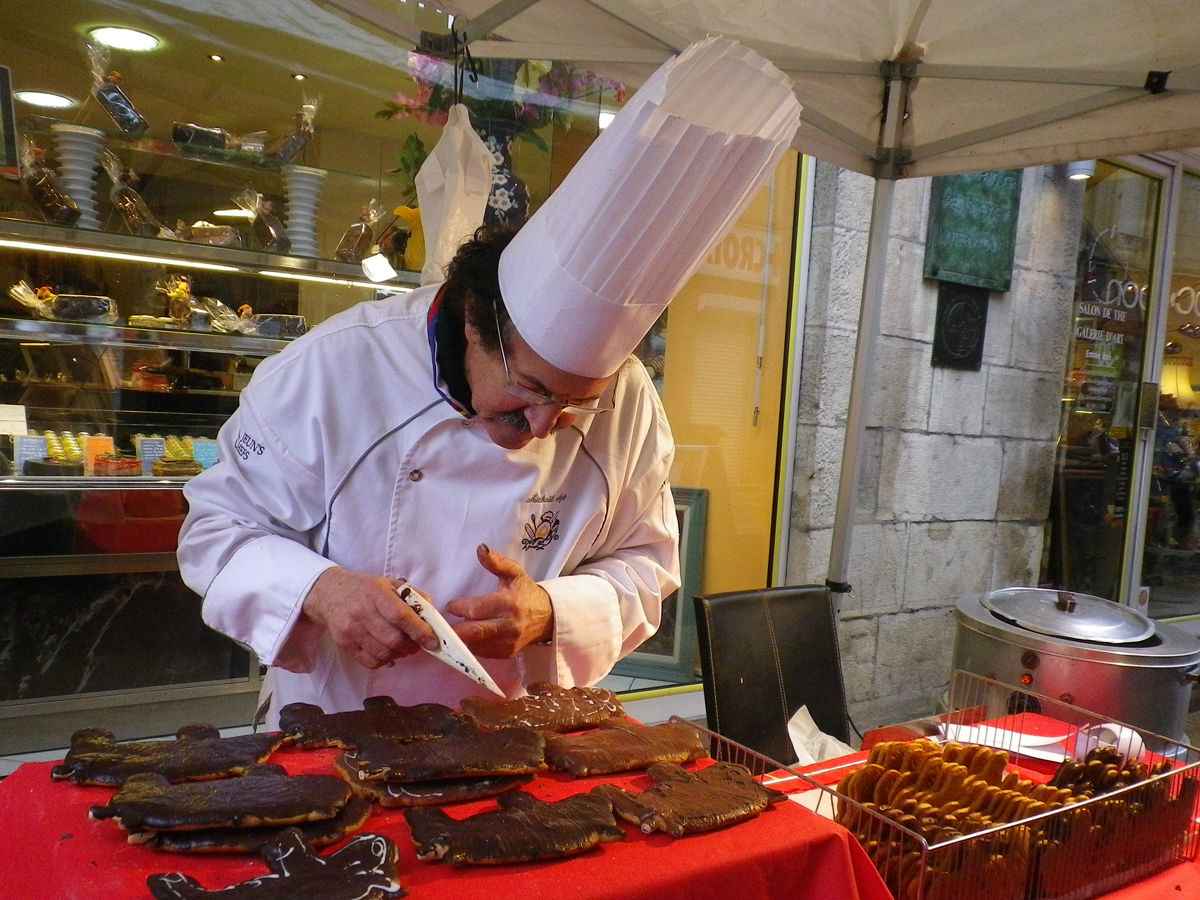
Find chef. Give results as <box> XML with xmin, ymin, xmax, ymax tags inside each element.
<box><xmin>177</xmin><ymin>37</ymin><xmax>801</xmax><ymax>727</ymax></box>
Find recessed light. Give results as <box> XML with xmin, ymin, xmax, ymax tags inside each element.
<box><xmin>13</xmin><ymin>91</ymin><xmax>78</xmax><ymax>110</ymax></box>
<box><xmin>208</xmin><ymin>54</ymin><xmax>224</xmax><ymax>62</ymax></box>
<box><xmin>291</xmin><ymin>73</ymin><xmax>306</xmax><ymax>81</ymax></box>
<box><xmin>88</xmin><ymin>26</ymin><xmax>161</xmax><ymax>52</ymax></box>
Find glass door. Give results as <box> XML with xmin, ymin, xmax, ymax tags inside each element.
<box><xmin>1144</xmin><ymin>166</ymin><xmax>1200</xmax><ymax>619</ymax></box>
<box><xmin>1048</xmin><ymin>160</ymin><xmax>1164</xmax><ymax>602</ymax></box>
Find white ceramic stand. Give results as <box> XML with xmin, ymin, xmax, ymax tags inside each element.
<box><xmin>50</xmin><ymin>124</ymin><xmax>106</xmax><ymax>230</ymax></box>
<box><xmin>283</xmin><ymin>165</ymin><xmax>324</xmax><ymax>257</ymax></box>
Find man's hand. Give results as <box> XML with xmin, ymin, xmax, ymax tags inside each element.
<box><xmin>445</xmin><ymin>543</ymin><xmax>554</xmax><ymax>658</ymax></box>
<box><xmin>302</xmin><ymin>567</ymin><xmax>439</xmax><ymax>669</ymax></box>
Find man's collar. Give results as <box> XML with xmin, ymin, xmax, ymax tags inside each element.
<box><xmin>426</xmin><ymin>285</ymin><xmax>473</xmax><ymax>416</ymax></box>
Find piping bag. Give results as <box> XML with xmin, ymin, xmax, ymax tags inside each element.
<box><xmin>397</xmin><ymin>584</ymin><xmax>505</xmax><ymax>696</ymax></box>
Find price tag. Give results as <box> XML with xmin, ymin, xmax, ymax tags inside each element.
<box><xmin>135</xmin><ymin>436</ymin><xmax>166</xmax><ymax>474</ymax></box>
<box><xmin>192</xmin><ymin>439</ymin><xmax>220</xmax><ymax>469</ymax></box>
<box><xmin>14</xmin><ymin>434</ymin><xmax>48</xmax><ymax>474</ymax></box>
<box><xmin>84</xmin><ymin>435</ymin><xmax>115</xmax><ymax>475</ymax></box>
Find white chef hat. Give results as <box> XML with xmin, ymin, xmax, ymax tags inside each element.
<box><xmin>497</xmin><ymin>36</ymin><xmax>801</xmax><ymax>379</ymax></box>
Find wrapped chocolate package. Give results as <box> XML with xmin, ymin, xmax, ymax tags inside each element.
<box><xmin>271</xmin><ymin>96</ymin><xmax>319</xmax><ymax>162</ymax></box>
<box><xmin>20</xmin><ymin>138</ymin><xmax>80</xmax><ymax>226</ymax></box>
<box><xmin>101</xmin><ymin>151</ymin><xmax>174</xmax><ymax>239</ymax></box>
<box><xmin>157</xmin><ymin>274</ymin><xmax>197</xmax><ymax>323</ymax></box>
<box><xmin>87</xmin><ymin>44</ymin><xmax>149</xmax><ymax>136</ymax></box>
<box><xmin>8</xmin><ymin>281</ymin><xmax>117</xmax><ymax>324</ymax></box>
<box><xmin>194</xmin><ymin>296</ymin><xmax>247</xmax><ymax>333</ymax></box>
<box><xmin>335</xmin><ymin>199</ymin><xmax>386</xmax><ymax>263</ymax></box>
<box><xmin>172</xmin><ymin>122</ymin><xmax>269</xmax><ymax>156</ymax></box>
<box><xmin>51</xmin><ymin>294</ymin><xmax>115</xmax><ymax>321</ymax></box>
<box><xmin>155</xmin><ymin>274</ymin><xmax>246</xmax><ymax>334</ymax></box>
<box><xmin>245</xmin><ymin>314</ymin><xmax>307</xmax><ymax>338</ymax></box>
<box><xmin>233</xmin><ymin>187</ymin><xmax>291</xmax><ymax>253</ymax></box>
<box><xmin>172</xmin><ymin>122</ymin><xmax>234</xmax><ymax>150</ymax></box>
<box><xmin>176</xmin><ymin>220</ymin><xmax>242</xmax><ymax>248</ymax></box>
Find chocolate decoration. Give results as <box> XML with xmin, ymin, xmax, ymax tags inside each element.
<box><xmin>343</xmin><ymin>715</ymin><xmax>545</xmax><ymax>783</ymax></box>
<box><xmin>146</xmin><ymin>827</ymin><xmax>405</xmax><ymax>898</ymax></box>
<box><xmin>405</xmin><ymin>789</ymin><xmax>624</xmax><ymax>865</ymax></box>
<box><xmin>330</xmin><ymin>753</ymin><xmax>533</xmax><ymax>807</ymax></box>
<box><xmin>134</xmin><ymin>795</ymin><xmax>372</xmax><ymax>854</ymax></box>
<box><xmin>51</xmin><ymin>725</ymin><xmax>286</xmax><ymax>786</ymax></box>
<box><xmin>544</xmin><ymin>719</ymin><xmax>706</xmax><ymax>776</ymax></box>
<box><xmin>461</xmin><ymin>682</ymin><xmax>624</xmax><ymax>732</ymax></box>
<box><xmin>89</xmin><ymin>765</ymin><xmax>353</xmax><ymax>832</ymax></box>
<box><xmin>279</xmin><ymin>697</ymin><xmax>453</xmax><ymax>749</ymax></box>
<box><xmin>597</xmin><ymin>762</ymin><xmax>784</xmax><ymax>837</ymax></box>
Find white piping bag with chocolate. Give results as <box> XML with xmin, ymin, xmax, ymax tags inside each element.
<box><xmin>396</xmin><ymin>584</ymin><xmax>505</xmax><ymax>696</ymax></box>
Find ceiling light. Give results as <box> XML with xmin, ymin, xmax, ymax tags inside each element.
<box><xmin>88</xmin><ymin>26</ymin><xmax>161</xmax><ymax>52</ymax></box>
<box><xmin>291</xmin><ymin>73</ymin><xmax>307</xmax><ymax>81</ymax></box>
<box><xmin>1067</xmin><ymin>159</ymin><xmax>1096</xmax><ymax>181</ymax></box>
<box><xmin>208</xmin><ymin>54</ymin><xmax>224</xmax><ymax>62</ymax></box>
<box><xmin>13</xmin><ymin>91</ymin><xmax>77</xmax><ymax>109</ymax></box>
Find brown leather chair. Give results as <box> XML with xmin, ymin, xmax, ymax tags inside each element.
<box><xmin>693</xmin><ymin>585</ymin><xmax>851</xmax><ymax>765</ymax></box>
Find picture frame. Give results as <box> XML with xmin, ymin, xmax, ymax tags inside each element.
<box><xmin>613</xmin><ymin>486</ymin><xmax>707</xmax><ymax>682</ymax></box>
<box><xmin>0</xmin><ymin>67</ymin><xmax>17</xmax><ymax>177</ymax></box>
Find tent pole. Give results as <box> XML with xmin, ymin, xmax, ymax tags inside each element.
<box><xmin>826</xmin><ymin>62</ymin><xmax>910</xmax><ymax>600</ymax></box>
<box><xmin>825</xmin><ymin>177</ymin><xmax>895</xmax><ymax>595</ymax></box>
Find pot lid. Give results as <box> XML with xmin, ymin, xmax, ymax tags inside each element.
<box><xmin>979</xmin><ymin>588</ymin><xmax>1155</xmax><ymax>644</ymax></box>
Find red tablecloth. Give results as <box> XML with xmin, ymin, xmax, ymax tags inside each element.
<box><xmin>0</xmin><ymin>746</ymin><xmax>892</xmax><ymax>900</ymax></box>
<box><xmin>1093</xmin><ymin>860</ymin><xmax>1200</xmax><ymax>899</ymax></box>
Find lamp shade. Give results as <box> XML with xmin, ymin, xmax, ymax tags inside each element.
<box><xmin>1161</xmin><ymin>360</ymin><xmax>1199</xmax><ymax>408</ymax></box>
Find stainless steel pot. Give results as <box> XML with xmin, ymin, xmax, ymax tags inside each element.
<box><xmin>952</xmin><ymin>587</ymin><xmax>1200</xmax><ymax>742</ymax></box>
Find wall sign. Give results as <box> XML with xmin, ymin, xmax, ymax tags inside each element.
<box><xmin>932</xmin><ymin>282</ymin><xmax>989</xmax><ymax>370</ymax></box>
<box><xmin>924</xmin><ymin>169</ymin><xmax>1023</xmax><ymax>291</ymax></box>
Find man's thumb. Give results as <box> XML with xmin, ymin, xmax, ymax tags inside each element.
<box><xmin>476</xmin><ymin>542</ymin><xmax>514</xmax><ymax>578</ymax></box>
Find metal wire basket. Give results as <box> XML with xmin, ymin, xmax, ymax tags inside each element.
<box><xmin>676</xmin><ymin>670</ymin><xmax>1200</xmax><ymax>900</ymax></box>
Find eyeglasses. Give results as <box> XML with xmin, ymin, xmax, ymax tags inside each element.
<box><xmin>493</xmin><ymin>302</ymin><xmax>612</xmax><ymax>416</ymax></box>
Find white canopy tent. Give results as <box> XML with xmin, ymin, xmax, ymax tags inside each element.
<box><xmin>324</xmin><ymin>0</ymin><xmax>1200</xmax><ymax>593</ymax></box>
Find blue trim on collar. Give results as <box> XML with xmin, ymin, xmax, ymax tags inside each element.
<box><xmin>427</xmin><ymin>285</ymin><xmax>472</xmax><ymax>417</ymax></box>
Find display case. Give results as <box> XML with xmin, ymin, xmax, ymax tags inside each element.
<box><xmin>0</xmin><ymin>126</ymin><xmax>420</xmax><ymax>752</ymax></box>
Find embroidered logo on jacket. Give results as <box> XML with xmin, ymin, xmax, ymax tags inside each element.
<box><xmin>234</xmin><ymin>430</ymin><xmax>265</xmax><ymax>460</ymax></box>
<box><xmin>522</xmin><ymin>510</ymin><xmax>561</xmax><ymax>550</ymax></box>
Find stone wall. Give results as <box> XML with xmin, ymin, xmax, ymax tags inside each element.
<box><xmin>786</xmin><ymin>161</ymin><xmax>1084</xmax><ymax>732</ymax></box>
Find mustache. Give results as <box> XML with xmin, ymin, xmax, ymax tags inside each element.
<box><xmin>493</xmin><ymin>410</ymin><xmax>531</xmax><ymax>432</ymax></box>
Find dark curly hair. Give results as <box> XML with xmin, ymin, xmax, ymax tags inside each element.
<box><xmin>440</xmin><ymin>224</ymin><xmax>519</xmax><ymax>352</ymax></box>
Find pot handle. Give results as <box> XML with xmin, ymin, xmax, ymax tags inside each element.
<box><xmin>1183</xmin><ymin>666</ymin><xmax>1200</xmax><ymax>684</ymax></box>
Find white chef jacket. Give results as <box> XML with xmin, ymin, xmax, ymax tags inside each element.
<box><xmin>178</xmin><ymin>283</ymin><xmax>680</xmax><ymax>727</ymax></box>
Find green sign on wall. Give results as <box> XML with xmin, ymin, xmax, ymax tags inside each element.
<box><xmin>924</xmin><ymin>169</ymin><xmax>1023</xmax><ymax>291</ymax></box>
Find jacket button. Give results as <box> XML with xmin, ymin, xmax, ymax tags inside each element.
<box><xmin>408</xmin><ymin>469</ymin><xmax>423</xmax><ymax>482</ymax></box>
